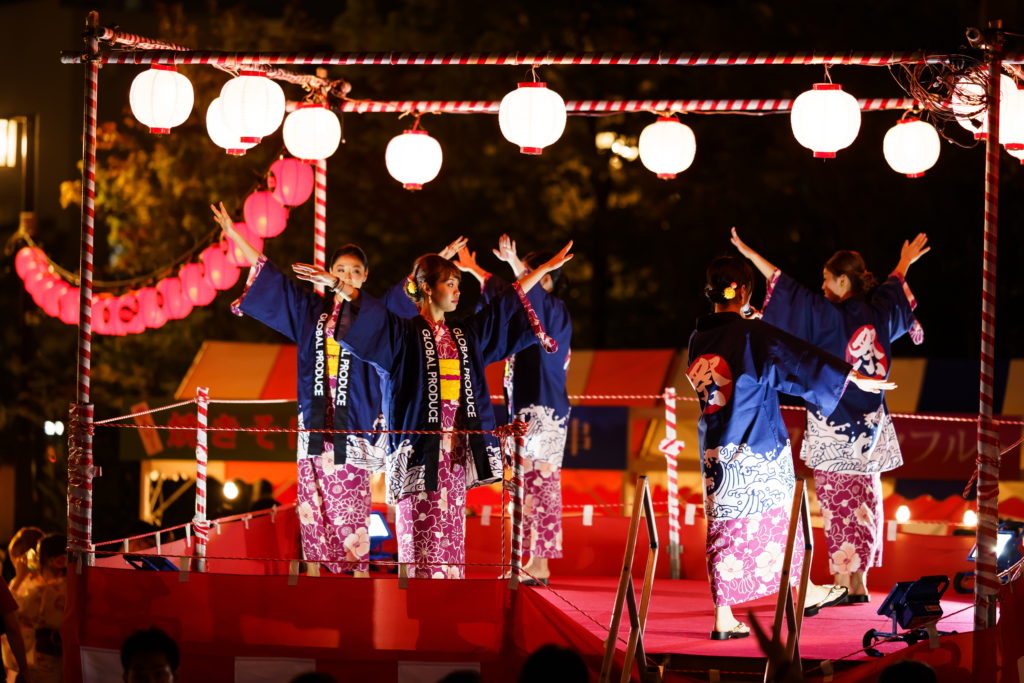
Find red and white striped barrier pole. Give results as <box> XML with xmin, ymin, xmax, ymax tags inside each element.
<box><xmin>659</xmin><ymin>387</ymin><xmax>682</xmax><ymax>579</ymax></box>
<box><xmin>509</xmin><ymin>423</ymin><xmax>526</xmax><ymax>588</ymax></box>
<box><xmin>336</xmin><ymin>98</ymin><xmax>914</xmax><ymax>114</ymax></box>
<box><xmin>192</xmin><ymin>387</ymin><xmax>211</xmax><ymax>571</ymax></box>
<box><xmin>974</xmin><ymin>29</ymin><xmax>1003</xmax><ymax>631</ymax></box>
<box><xmin>313</xmin><ymin>159</ymin><xmax>327</xmax><ymax>293</ymax></box>
<box><xmin>68</xmin><ymin>11</ymin><xmax>101</xmax><ymax>561</ymax></box>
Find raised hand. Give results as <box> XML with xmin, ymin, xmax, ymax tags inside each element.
<box><xmin>439</xmin><ymin>236</ymin><xmax>468</xmax><ymax>261</ymax></box>
<box><xmin>901</xmin><ymin>233</ymin><xmax>930</xmax><ymax>265</ymax></box>
<box><xmin>292</xmin><ymin>263</ymin><xmax>342</xmax><ymax>295</ymax></box>
<box><xmin>730</xmin><ymin>227</ymin><xmax>777</xmax><ymax>279</ymax></box>
<box><xmin>452</xmin><ymin>246</ymin><xmax>487</xmax><ymax>283</ymax></box>
<box><xmin>537</xmin><ymin>241</ymin><xmax>574</xmax><ymax>274</ymax></box>
<box><xmin>850</xmin><ymin>372</ymin><xmax>897</xmax><ymax>394</ymax></box>
<box><xmin>212</xmin><ymin>202</ymin><xmax>260</xmax><ymax>266</ymax></box>
<box><xmin>492</xmin><ymin>233</ymin><xmax>518</xmax><ymax>264</ymax></box>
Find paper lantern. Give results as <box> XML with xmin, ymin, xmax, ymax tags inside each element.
<box><xmin>282</xmin><ymin>103</ymin><xmax>342</xmax><ymax>161</ymax></box>
<box><xmin>269</xmin><ymin>158</ymin><xmax>315</xmax><ymax>206</ymax></box>
<box><xmin>790</xmin><ymin>83</ymin><xmax>862</xmax><ymax>158</ymax></box>
<box><xmin>136</xmin><ymin>287</ymin><xmax>168</xmax><ymax>329</ymax></box>
<box><xmin>243</xmin><ymin>191</ymin><xmax>288</xmax><ymax>238</ymax></box>
<box><xmin>58</xmin><ymin>287</ymin><xmax>80</xmax><ymax>325</ymax></box>
<box><xmin>40</xmin><ymin>279</ymin><xmax>70</xmax><ymax>317</ymax></box>
<box><xmin>1000</xmin><ymin>84</ymin><xmax>1024</xmax><ymax>150</ymax></box>
<box><xmin>498</xmin><ymin>82</ymin><xmax>567</xmax><ymax>154</ymax></box>
<box><xmin>116</xmin><ymin>293</ymin><xmax>146</xmax><ymax>335</ymax></box>
<box><xmin>882</xmin><ymin>119</ymin><xmax>941</xmax><ymax>178</ymax></box>
<box><xmin>15</xmin><ymin>246</ymin><xmax>46</xmax><ymax>279</ymax></box>
<box><xmin>225</xmin><ymin>222</ymin><xmax>263</xmax><ymax>268</ymax></box>
<box><xmin>200</xmin><ymin>244</ymin><xmax>241</xmax><ymax>290</ymax></box>
<box><xmin>25</xmin><ymin>269</ymin><xmax>55</xmax><ymax>297</ymax></box>
<box><xmin>385</xmin><ymin>129</ymin><xmax>443</xmax><ymax>190</ymax></box>
<box><xmin>92</xmin><ymin>295</ymin><xmax>119</xmax><ymax>335</ymax></box>
<box><xmin>219</xmin><ymin>71</ymin><xmax>285</xmax><ymax>144</ymax></box>
<box><xmin>638</xmin><ymin>117</ymin><xmax>697</xmax><ymax>179</ymax></box>
<box><xmin>30</xmin><ymin>276</ymin><xmax>60</xmax><ymax>309</ymax></box>
<box><xmin>180</xmin><ymin>263</ymin><xmax>216</xmax><ymax>306</ymax></box>
<box><xmin>206</xmin><ymin>98</ymin><xmax>256</xmax><ymax>156</ymax></box>
<box><xmin>1008</xmin><ymin>146</ymin><xmax>1024</xmax><ymax>163</ymax></box>
<box><xmin>129</xmin><ymin>65</ymin><xmax>194</xmax><ymax>134</ymax></box>
<box><xmin>951</xmin><ymin>73</ymin><xmax>1019</xmax><ymax>141</ymax></box>
<box><xmin>157</xmin><ymin>277</ymin><xmax>193</xmax><ymax>320</ymax></box>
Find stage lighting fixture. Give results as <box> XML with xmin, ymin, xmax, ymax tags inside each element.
<box><xmin>863</xmin><ymin>575</ymin><xmax>952</xmax><ymax>657</ymax></box>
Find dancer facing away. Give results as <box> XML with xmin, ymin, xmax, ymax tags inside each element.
<box><xmin>213</xmin><ymin>203</ymin><xmax>461</xmax><ymax>576</ymax></box>
<box><xmin>688</xmin><ymin>256</ymin><xmax>894</xmax><ymax>640</ymax></box>
<box><xmin>457</xmin><ymin>234</ymin><xmax>572</xmax><ymax>585</ymax></box>
<box><xmin>292</xmin><ymin>243</ymin><xmax>573</xmax><ymax>579</ymax></box>
<box><xmin>731</xmin><ymin>228</ymin><xmax>929</xmax><ymax>602</ymax></box>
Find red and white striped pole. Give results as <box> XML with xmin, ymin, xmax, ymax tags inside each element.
<box><xmin>509</xmin><ymin>424</ymin><xmax>526</xmax><ymax>588</ymax></box>
<box><xmin>659</xmin><ymin>387</ymin><xmax>682</xmax><ymax>579</ymax></box>
<box><xmin>192</xmin><ymin>387</ymin><xmax>211</xmax><ymax>571</ymax></box>
<box><xmin>974</xmin><ymin>28</ymin><xmax>1003</xmax><ymax>631</ymax></box>
<box><xmin>68</xmin><ymin>11</ymin><xmax>100</xmax><ymax>560</ymax></box>
<box><xmin>313</xmin><ymin>159</ymin><xmax>327</xmax><ymax>293</ymax></box>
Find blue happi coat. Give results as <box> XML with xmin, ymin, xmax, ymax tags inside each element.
<box><xmin>687</xmin><ymin>312</ymin><xmax>851</xmax><ymax>521</ymax></box>
<box><xmin>237</xmin><ymin>259</ymin><xmax>407</xmax><ymax>466</ymax></box>
<box><xmin>480</xmin><ymin>276</ymin><xmax>572</xmax><ymax>465</ymax></box>
<box><xmin>761</xmin><ymin>271</ymin><xmax>922</xmax><ymax>474</ymax></box>
<box><xmin>339</xmin><ymin>284</ymin><xmax>554</xmax><ymax>503</ymax></box>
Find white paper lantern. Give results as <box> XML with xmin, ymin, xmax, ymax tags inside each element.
<box><xmin>638</xmin><ymin>117</ymin><xmax>697</xmax><ymax>179</ymax></box>
<box><xmin>219</xmin><ymin>70</ymin><xmax>285</xmax><ymax>144</ymax></box>
<box><xmin>950</xmin><ymin>72</ymin><xmax>986</xmax><ymax>137</ymax></box>
<box><xmin>206</xmin><ymin>98</ymin><xmax>256</xmax><ymax>156</ymax></box>
<box><xmin>952</xmin><ymin>73</ymin><xmax>1019</xmax><ymax>141</ymax></box>
<box><xmin>385</xmin><ymin>129</ymin><xmax>443</xmax><ymax>190</ymax></box>
<box><xmin>1007</xmin><ymin>146</ymin><xmax>1024</xmax><ymax>163</ymax></box>
<box><xmin>790</xmin><ymin>83</ymin><xmax>862</xmax><ymax>158</ymax></box>
<box><xmin>882</xmin><ymin>119</ymin><xmax>941</xmax><ymax>178</ymax></box>
<box><xmin>1000</xmin><ymin>84</ymin><xmax>1024</xmax><ymax>150</ymax></box>
<box><xmin>129</xmin><ymin>65</ymin><xmax>194</xmax><ymax>134</ymax></box>
<box><xmin>498</xmin><ymin>82</ymin><xmax>567</xmax><ymax>154</ymax></box>
<box><xmin>282</xmin><ymin>103</ymin><xmax>342</xmax><ymax>161</ymax></box>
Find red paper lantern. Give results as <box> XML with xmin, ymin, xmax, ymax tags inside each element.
<box><xmin>40</xmin><ymin>280</ymin><xmax>70</xmax><ymax>317</ymax></box>
<box><xmin>201</xmin><ymin>244</ymin><xmax>240</xmax><ymax>290</ymax></box>
<box><xmin>92</xmin><ymin>295</ymin><xmax>120</xmax><ymax>335</ymax></box>
<box><xmin>24</xmin><ymin>268</ymin><xmax>54</xmax><ymax>297</ymax></box>
<box><xmin>180</xmin><ymin>263</ymin><xmax>217</xmax><ymax>306</ymax></box>
<box><xmin>269</xmin><ymin>158</ymin><xmax>315</xmax><ymax>206</ymax></box>
<box><xmin>157</xmin><ymin>277</ymin><xmax>193</xmax><ymax>320</ymax></box>
<box><xmin>243</xmin><ymin>191</ymin><xmax>288</xmax><ymax>238</ymax></box>
<box><xmin>58</xmin><ymin>287</ymin><xmax>80</xmax><ymax>325</ymax></box>
<box><xmin>116</xmin><ymin>293</ymin><xmax>145</xmax><ymax>335</ymax></box>
<box><xmin>15</xmin><ymin>247</ymin><xmax>46</xmax><ymax>279</ymax></box>
<box><xmin>136</xmin><ymin>287</ymin><xmax>168</xmax><ymax>329</ymax></box>
<box><xmin>225</xmin><ymin>222</ymin><xmax>263</xmax><ymax>267</ymax></box>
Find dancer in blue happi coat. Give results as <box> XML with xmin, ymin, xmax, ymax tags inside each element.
<box><xmin>731</xmin><ymin>228</ymin><xmax>928</xmax><ymax>603</ymax></box>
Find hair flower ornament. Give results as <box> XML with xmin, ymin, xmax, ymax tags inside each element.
<box><xmin>723</xmin><ymin>282</ymin><xmax>738</xmax><ymax>300</ymax></box>
<box><xmin>405</xmin><ymin>278</ymin><xmax>419</xmax><ymax>296</ymax></box>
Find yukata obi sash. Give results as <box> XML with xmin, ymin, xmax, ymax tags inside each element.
<box><xmin>307</xmin><ymin>300</ymin><xmax>353</xmax><ymax>459</ymax></box>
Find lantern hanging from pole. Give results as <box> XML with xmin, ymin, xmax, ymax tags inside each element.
<box><xmin>638</xmin><ymin>117</ymin><xmax>697</xmax><ymax>179</ymax></box>
<box><xmin>136</xmin><ymin>287</ymin><xmax>168</xmax><ymax>329</ymax></box>
<box><xmin>243</xmin><ymin>191</ymin><xmax>289</xmax><ymax>238</ymax></box>
<box><xmin>269</xmin><ymin>158</ymin><xmax>315</xmax><ymax>206</ymax></box>
<box><xmin>180</xmin><ymin>263</ymin><xmax>217</xmax><ymax>306</ymax></box>
<box><xmin>129</xmin><ymin>65</ymin><xmax>194</xmax><ymax>134</ymax></box>
<box><xmin>498</xmin><ymin>82</ymin><xmax>567</xmax><ymax>154</ymax></box>
<box><xmin>790</xmin><ymin>83</ymin><xmax>862</xmax><ymax>158</ymax></box>
<box><xmin>882</xmin><ymin>118</ymin><xmax>941</xmax><ymax>178</ymax></box>
<box><xmin>25</xmin><ymin>268</ymin><xmax>55</xmax><ymax>298</ymax></box>
<box><xmin>219</xmin><ymin>70</ymin><xmax>286</xmax><ymax>144</ymax></box>
<box><xmin>282</xmin><ymin>103</ymin><xmax>342</xmax><ymax>161</ymax></box>
<box><xmin>58</xmin><ymin>287</ymin><xmax>80</xmax><ymax>326</ymax></box>
<box><xmin>92</xmin><ymin>295</ymin><xmax>119</xmax><ymax>336</ymax></box>
<box><xmin>951</xmin><ymin>73</ymin><xmax>1019</xmax><ymax>141</ymax></box>
<box><xmin>200</xmin><ymin>244</ymin><xmax>240</xmax><ymax>290</ymax></box>
<box><xmin>999</xmin><ymin>83</ymin><xmax>1024</xmax><ymax>150</ymax></box>
<box><xmin>40</xmin><ymin>279</ymin><xmax>70</xmax><ymax>317</ymax></box>
<box><xmin>225</xmin><ymin>223</ymin><xmax>263</xmax><ymax>268</ymax></box>
<box><xmin>157</xmin><ymin>276</ymin><xmax>193</xmax><ymax>320</ymax></box>
<box><xmin>385</xmin><ymin>127</ymin><xmax>443</xmax><ymax>190</ymax></box>
<box><xmin>15</xmin><ymin>246</ymin><xmax>46</xmax><ymax>279</ymax></box>
<box><xmin>116</xmin><ymin>293</ymin><xmax>145</xmax><ymax>335</ymax></box>
<box><xmin>206</xmin><ymin>98</ymin><xmax>256</xmax><ymax>156</ymax></box>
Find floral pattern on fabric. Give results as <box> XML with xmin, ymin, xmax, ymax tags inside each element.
<box><xmin>297</xmin><ymin>455</ymin><xmax>371</xmax><ymax>573</ymax></box>
<box><xmin>523</xmin><ymin>461</ymin><xmax>563</xmax><ymax>559</ymax></box>
<box><xmin>815</xmin><ymin>470</ymin><xmax>884</xmax><ymax>575</ymax></box>
<box><xmin>706</xmin><ymin>505</ymin><xmax>805</xmax><ymax>606</ymax></box>
<box><xmin>395</xmin><ymin>320</ymin><xmax>469</xmax><ymax>579</ymax></box>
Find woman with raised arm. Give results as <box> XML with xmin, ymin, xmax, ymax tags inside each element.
<box><xmin>212</xmin><ymin>203</ymin><xmax>462</xmax><ymax>577</ymax></box>
<box><xmin>292</xmin><ymin>243</ymin><xmax>572</xmax><ymax>579</ymax></box>
<box><xmin>688</xmin><ymin>256</ymin><xmax>894</xmax><ymax>640</ymax></box>
<box><xmin>457</xmin><ymin>234</ymin><xmax>572</xmax><ymax>585</ymax></box>
<box><xmin>732</xmin><ymin>228</ymin><xmax>928</xmax><ymax>603</ymax></box>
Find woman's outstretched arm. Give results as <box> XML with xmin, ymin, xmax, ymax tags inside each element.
<box><xmin>211</xmin><ymin>202</ymin><xmax>262</xmax><ymax>267</ymax></box>
<box><xmin>730</xmin><ymin>227</ymin><xmax>777</xmax><ymax>280</ymax></box>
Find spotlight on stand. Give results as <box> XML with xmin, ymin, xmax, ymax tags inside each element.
<box><xmin>862</xmin><ymin>575</ymin><xmax>952</xmax><ymax>657</ymax></box>
<box><xmin>953</xmin><ymin>521</ymin><xmax>1024</xmax><ymax>593</ymax></box>
<box><xmin>368</xmin><ymin>510</ymin><xmax>396</xmax><ymax>573</ymax></box>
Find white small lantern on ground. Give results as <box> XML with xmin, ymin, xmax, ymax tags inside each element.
<box><xmin>498</xmin><ymin>82</ymin><xmax>567</xmax><ymax>154</ymax></box>
<box><xmin>129</xmin><ymin>65</ymin><xmax>194</xmax><ymax>134</ymax></box>
<box><xmin>283</xmin><ymin>103</ymin><xmax>342</xmax><ymax>161</ymax></box>
<box><xmin>790</xmin><ymin>83</ymin><xmax>862</xmax><ymax>158</ymax></box>
<box><xmin>385</xmin><ymin>128</ymin><xmax>443</xmax><ymax>190</ymax></box>
<box><xmin>206</xmin><ymin>98</ymin><xmax>255</xmax><ymax>156</ymax></box>
<box><xmin>219</xmin><ymin>70</ymin><xmax>286</xmax><ymax>144</ymax></box>
<box><xmin>638</xmin><ymin>117</ymin><xmax>697</xmax><ymax>179</ymax></box>
<box><xmin>882</xmin><ymin>118</ymin><xmax>941</xmax><ymax>178</ymax></box>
